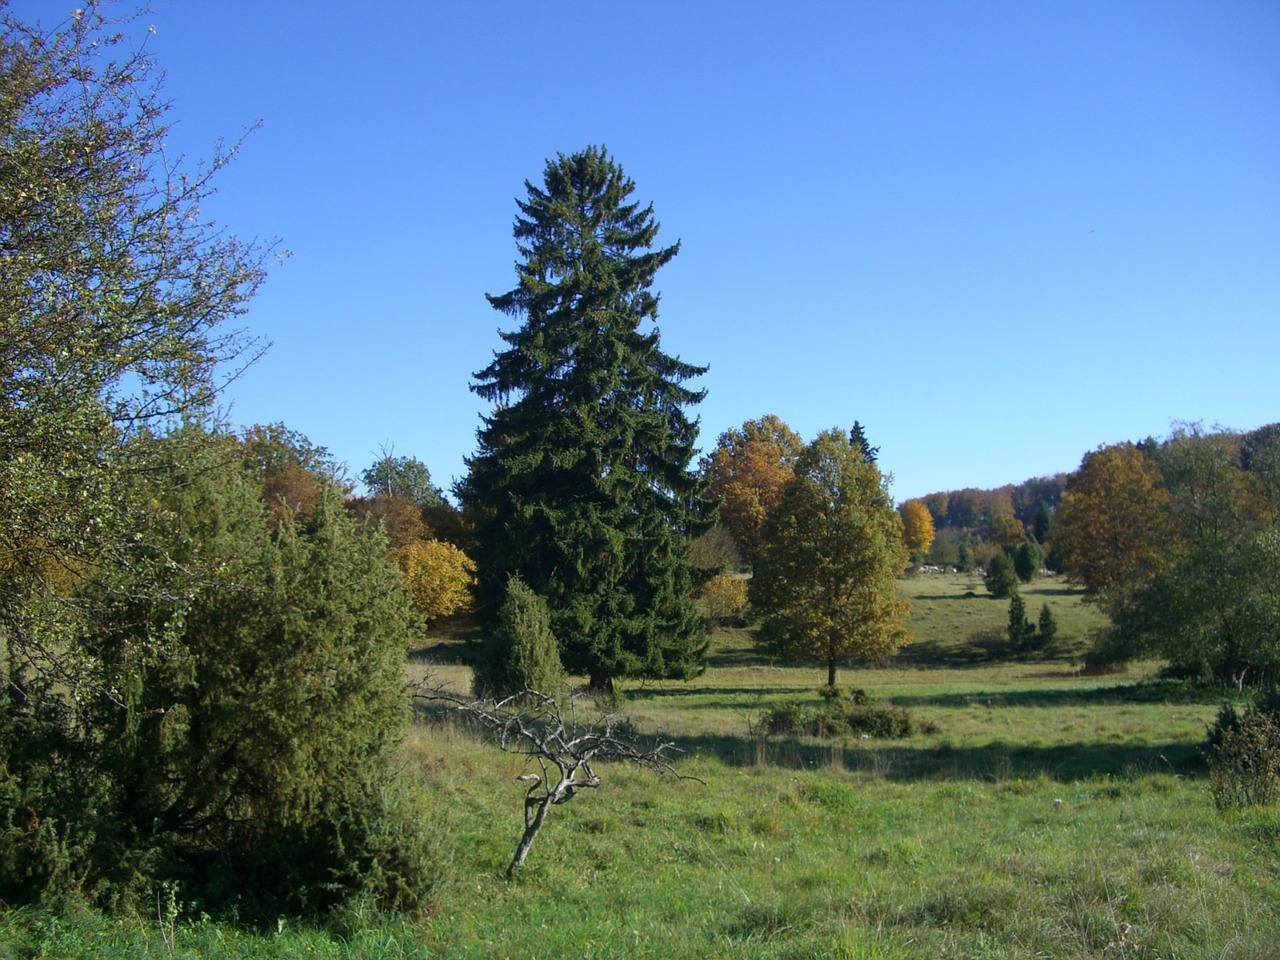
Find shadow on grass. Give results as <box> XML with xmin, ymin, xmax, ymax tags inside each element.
<box><xmin>408</xmin><ymin>638</ymin><xmax>476</xmax><ymax>665</ymax></box>
<box><xmin>893</xmin><ymin>633</ymin><xmax>1094</xmax><ymax>669</ymax></box>
<box><xmin>893</xmin><ymin>639</ymin><xmax>1059</xmax><ymax>669</ymax></box>
<box><xmin>409</xmin><ymin>698</ymin><xmax>1209</xmax><ymax>784</ymax></box>
<box><xmin>676</xmin><ymin>731</ymin><xmax>1208</xmax><ymax>783</ymax></box>
<box><xmin>906</xmin><ymin>582</ymin><xmax>1085</xmax><ymax>604</ymax></box>
<box><xmin>626</xmin><ymin>685</ymin><xmax>801</xmax><ymax>701</ymax></box>
<box><xmin>889</xmin><ymin>679</ymin><xmax>1236</xmax><ymax>710</ymax></box>
<box><xmin>707</xmin><ymin>645</ymin><xmax>766</xmax><ymax>669</ymax></box>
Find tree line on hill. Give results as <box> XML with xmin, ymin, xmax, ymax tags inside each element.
<box><xmin>907</xmin><ymin>425</ymin><xmax>1280</xmax><ymax>683</ymax></box>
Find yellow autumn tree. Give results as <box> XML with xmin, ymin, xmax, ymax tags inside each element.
<box><xmin>899</xmin><ymin>499</ymin><xmax>936</xmax><ymax>558</ymax></box>
<box><xmin>1053</xmin><ymin>443</ymin><xmax>1172</xmax><ymax>605</ymax></box>
<box><xmin>397</xmin><ymin>539</ymin><xmax>476</xmax><ymax>620</ymax></box>
<box><xmin>698</xmin><ymin>573</ymin><xmax>749</xmax><ymax>624</ymax></box>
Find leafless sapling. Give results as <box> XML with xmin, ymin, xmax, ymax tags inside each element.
<box><xmin>418</xmin><ymin>686</ymin><xmax>696</xmax><ymax>878</ymax></box>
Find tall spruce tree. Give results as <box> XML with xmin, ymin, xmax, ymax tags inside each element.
<box><xmin>461</xmin><ymin>146</ymin><xmax>710</xmax><ymax>692</ymax></box>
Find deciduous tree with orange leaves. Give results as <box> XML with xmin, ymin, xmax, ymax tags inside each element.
<box><xmin>1053</xmin><ymin>443</ymin><xmax>1172</xmax><ymax>605</ymax></box>
<box><xmin>702</xmin><ymin>415</ymin><xmax>803</xmax><ymax>564</ymax></box>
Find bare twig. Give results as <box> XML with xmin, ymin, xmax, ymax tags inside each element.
<box><xmin>416</xmin><ymin>683</ymin><xmax>698</xmax><ymax>877</ymax></box>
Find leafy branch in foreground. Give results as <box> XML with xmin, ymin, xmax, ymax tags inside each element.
<box><xmin>417</xmin><ymin>686</ymin><xmax>696</xmax><ymax>878</ymax></box>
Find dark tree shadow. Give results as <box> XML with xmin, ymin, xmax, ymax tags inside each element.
<box><xmin>673</xmin><ymin>732</ymin><xmax>1207</xmax><ymax>783</ymax></box>
<box><xmin>625</xmin><ymin>685</ymin><xmax>800</xmax><ymax>701</ymax></box>
<box><xmin>408</xmin><ymin>638</ymin><xmax>476</xmax><ymax>665</ymax></box>
<box><xmin>888</xmin><ymin>680</ymin><xmax>1236</xmax><ymax>710</ymax></box>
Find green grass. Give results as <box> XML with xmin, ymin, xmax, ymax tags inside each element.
<box><xmin>5</xmin><ymin>572</ymin><xmax>1276</xmax><ymax>958</ymax></box>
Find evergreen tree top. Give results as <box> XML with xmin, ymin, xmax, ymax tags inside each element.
<box><xmin>475</xmin><ymin>146</ymin><xmax>704</xmax><ymax>409</ymax></box>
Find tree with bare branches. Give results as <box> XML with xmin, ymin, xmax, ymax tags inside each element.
<box><xmin>418</xmin><ymin>687</ymin><xmax>694</xmax><ymax>878</ymax></box>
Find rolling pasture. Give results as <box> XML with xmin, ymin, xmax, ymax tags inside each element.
<box><xmin>5</xmin><ymin>574</ymin><xmax>1276</xmax><ymax>958</ymax></box>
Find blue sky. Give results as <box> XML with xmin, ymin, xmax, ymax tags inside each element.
<box><xmin>20</xmin><ymin>1</ymin><xmax>1280</xmax><ymax>501</ymax></box>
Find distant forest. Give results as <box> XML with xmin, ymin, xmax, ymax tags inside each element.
<box><xmin>912</xmin><ymin>425</ymin><xmax>1266</xmax><ymax>572</ymax></box>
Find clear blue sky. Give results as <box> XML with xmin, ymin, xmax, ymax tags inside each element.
<box><xmin>20</xmin><ymin>1</ymin><xmax>1280</xmax><ymax>501</ymax></box>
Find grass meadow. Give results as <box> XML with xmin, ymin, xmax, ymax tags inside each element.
<box><xmin>4</xmin><ymin>574</ymin><xmax>1278</xmax><ymax>959</ymax></box>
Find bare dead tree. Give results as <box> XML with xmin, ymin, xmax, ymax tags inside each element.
<box><xmin>417</xmin><ymin>686</ymin><xmax>697</xmax><ymax>878</ymax></box>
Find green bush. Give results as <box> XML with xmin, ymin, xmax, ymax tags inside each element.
<box><xmin>1013</xmin><ymin>540</ymin><xmax>1043</xmax><ymax>583</ymax></box>
<box><xmin>2</xmin><ymin>429</ymin><xmax>434</xmax><ymax>919</ymax></box>
<box><xmin>472</xmin><ymin>575</ymin><xmax>566</xmax><ymax>699</ymax></box>
<box><xmin>760</xmin><ymin>690</ymin><xmax>913</xmax><ymax>739</ymax></box>
<box><xmin>984</xmin><ymin>553</ymin><xmax>1018</xmax><ymax>599</ymax></box>
<box><xmin>1007</xmin><ymin>594</ymin><xmax>1035</xmax><ymax>648</ymax></box>
<box><xmin>1207</xmin><ymin>689</ymin><xmax>1280</xmax><ymax>811</ymax></box>
<box><xmin>1037</xmin><ymin>604</ymin><xmax>1059</xmax><ymax>648</ymax></box>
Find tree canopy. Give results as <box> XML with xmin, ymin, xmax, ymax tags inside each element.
<box><xmin>362</xmin><ymin>451</ymin><xmax>446</xmax><ymax>508</ymax></box>
<box><xmin>701</xmin><ymin>415</ymin><xmax>803</xmax><ymax>564</ymax></box>
<box><xmin>459</xmin><ymin>146</ymin><xmax>710</xmax><ymax>692</ymax></box>
<box><xmin>0</xmin><ymin>4</ymin><xmax>275</xmax><ymax>678</ymax></box>
<box><xmin>899</xmin><ymin>499</ymin><xmax>936</xmax><ymax>558</ymax></box>
<box><xmin>0</xmin><ymin>7</ymin><xmax>434</xmax><ymax>916</ymax></box>
<box><xmin>750</xmin><ymin>429</ymin><xmax>911</xmax><ymax>687</ymax></box>
<box><xmin>1053</xmin><ymin>443</ymin><xmax>1172</xmax><ymax>605</ymax></box>
<box><xmin>1098</xmin><ymin>426</ymin><xmax>1280</xmax><ymax>681</ymax></box>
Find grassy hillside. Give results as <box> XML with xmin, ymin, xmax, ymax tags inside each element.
<box><xmin>4</xmin><ymin>574</ymin><xmax>1275</xmax><ymax>959</ymax></box>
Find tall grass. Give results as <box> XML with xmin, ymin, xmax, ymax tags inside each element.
<box><xmin>4</xmin><ymin>573</ymin><xmax>1274</xmax><ymax>958</ymax></box>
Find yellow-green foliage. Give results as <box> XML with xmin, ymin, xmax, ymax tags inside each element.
<box><xmin>698</xmin><ymin>573</ymin><xmax>749</xmax><ymax>623</ymax></box>
<box><xmin>900</xmin><ymin>498</ymin><xmax>936</xmax><ymax>556</ymax></box>
<box><xmin>752</xmin><ymin>429</ymin><xmax>910</xmax><ymax>685</ymax></box>
<box><xmin>398</xmin><ymin>538</ymin><xmax>475</xmax><ymax>620</ymax></box>
<box><xmin>1</xmin><ymin>428</ymin><xmax>435</xmax><ymax>917</ymax></box>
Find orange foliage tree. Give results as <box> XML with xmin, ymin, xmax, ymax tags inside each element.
<box><xmin>701</xmin><ymin>415</ymin><xmax>804</xmax><ymax>563</ymax></box>
<box><xmin>1053</xmin><ymin>443</ymin><xmax>1172</xmax><ymax>604</ymax></box>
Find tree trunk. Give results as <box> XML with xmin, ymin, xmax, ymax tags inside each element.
<box><xmin>507</xmin><ymin>795</ymin><xmax>552</xmax><ymax>879</ymax></box>
<box><xmin>588</xmin><ymin>672</ymin><xmax>614</xmax><ymax>697</ymax></box>
<box><xmin>827</xmin><ymin>658</ymin><xmax>838</xmax><ymax>688</ymax></box>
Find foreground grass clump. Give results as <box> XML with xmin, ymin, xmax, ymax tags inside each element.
<box><xmin>5</xmin><ymin>572</ymin><xmax>1277</xmax><ymax>958</ymax></box>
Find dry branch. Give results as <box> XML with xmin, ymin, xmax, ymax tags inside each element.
<box><xmin>416</xmin><ymin>684</ymin><xmax>696</xmax><ymax>877</ymax></box>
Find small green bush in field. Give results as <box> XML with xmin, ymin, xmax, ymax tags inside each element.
<box><xmin>1207</xmin><ymin>688</ymin><xmax>1280</xmax><ymax>810</ymax></box>
<box><xmin>984</xmin><ymin>553</ymin><xmax>1018</xmax><ymax>599</ymax></box>
<box><xmin>761</xmin><ymin>688</ymin><xmax>913</xmax><ymax>739</ymax></box>
<box><xmin>472</xmin><ymin>575</ymin><xmax>566</xmax><ymax>698</ymax></box>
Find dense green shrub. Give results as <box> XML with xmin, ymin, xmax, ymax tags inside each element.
<box><xmin>1207</xmin><ymin>688</ymin><xmax>1280</xmax><ymax>810</ymax></box>
<box><xmin>983</xmin><ymin>553</ymin><xmax>1018</xmax><ymax>599</ymax></box>
<box><xmin>472</xmin><ymin>575</ymin><xmax>566</xmax><ymax>698</ymax></box>
<box><xmin>1</xmin><ymin>429</ymin><xmax>435</xmax><ymax>918</ymax></box>
<box><xmin>1037</xmin><ymin>604</ymin><xmax>1059</xmax><ymax>648</ymax></box>
<box><xmin>760</xmin><ymin>689</ymin><xmax>913</xmax><ymax>739</ymax></box>
<box><xmin>1013</xmin><ymin>540</ymin><xmax>1043</xmax><ymax>583</ymax></box>
<box><xmin>1007</xmin><ymin>594</ymin><xmax>1035</xmax><ymax>648</ymax></box>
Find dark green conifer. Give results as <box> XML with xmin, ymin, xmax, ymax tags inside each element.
<box><xmin>461</xmin><ymin>146</ymin><xmax>710</xmax><ymax>692</ymax></box>
<box><xmin>1014</xmin><ymin>539</ymin><xmax>1044</xmax><ymax>583</ymax></box>
<box><xmin>1038</xmin><ymin>603</ymin><xmax>1059</xmax><ymax>648</ymax></box>
<box><xmin>1007</xmin><ymin>592</ymin><xmax>1034</xmax><ymax>648</ymax></box>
